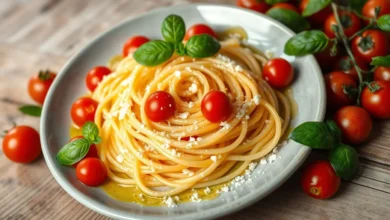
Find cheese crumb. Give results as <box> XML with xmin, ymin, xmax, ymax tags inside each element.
<box><xmin>182</xmin><ymin>169</ymin><xmax>195</xmax><ymax>176</ymax></box>
<box><xmin>189</xmin><ymin>83</ymin><xmax>198</xmax><ymax>93</ymax></box>
<box><xmin>190</xmin><ymin>192</ymin><xmax>202</xmax><ymax>202</ymax></box>
<box><xmin>234</xmin><ymin>65</ymin><xmax>243</xmax><ymax>72</ymax></box>
<box><xmin>116</xmin><ymin>155</ymin><xmax>124</xmax><ymax>163</ymax></box>
<box><xmin>178</xmin><ymin>112</ymin><xmax>190</xmax><ymax>119</ymax></box>
<box><xmin>253</xmin><ymin>94</ymin><xmax>261</xmax><ymax>105</ymax></box>
<box><xmin>220</xmin><ymin>121</ymin><xmax>231</xmax><ymax>130</ymax></box>
<box><xmin>174</xmin><ymin>196</ymin><xmax>180</xmax><ymax>201</ymax></box>
<box><xmin>163</xmin><ymin>196</ymin><xmax>177</xmax><ymax>207</ymax></box>
<box><xmin>174</xmin><ymin>70</ymin><xmax>182</xmax><ymax>77</ymax></box>
<box><xmin>260</xmin><ymin>158</ymin><xmax>267</xmax><ymax>165</ymax></box>
<box><xmin>210</xmin><ymin>155</ymin><xmax>217</xmax><ymax>162</ymax></box>
<box><xmin>204</xmin><ymin>187</ymin><xmax>211</xmax><ymax>194</ymax></box>
<box><xmin>188</xmin><ymin>102</ymin><xmax>194</xmax><ymax>108</ymax></box>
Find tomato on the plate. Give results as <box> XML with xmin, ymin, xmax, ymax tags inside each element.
<box><xmin>262</xmin><ymin>58</ymin><xmax>294</xmax><ymax>89</ymax></box>
<box><xmin>28</xmin><ymin>70</ymin><xmax>56</xmax><ymax>105</ymax></box>
<box><xmin>181</xmin><ymin>136</ymin><xmax>199</xmax><ymax>141</ymax></box>
<box><xmin>315</xmin><ymin>42</ymin><xmax>342</xmax><ymax>71</ymax></box>
<box><xmin>86</xmin><ymin>66</ymin><xmax>111</xmax><ymax>92</ymax></box>
<box><xmin>362</xmin><ymin>0</ymin><xmax>390</xmax><ymax>21</ymax></box>
<box><xmin>145</xmin><ymin>91</ymin><xmax>176</xmax><ymax>122</ymax></box>
<box><xmin>76</xmin><ymin>158</ymin><xmax>107</xmax><ymax>187</ymax></box>
<box><xmin>299</xmin><ymin>0</ymin><xmax>332</xmax><ymax>26</ymax></box>
<box><xmin>334</xmin><ymin>106</ymin><xmax>372</xmax><ymax>144</ymax></box>
<box><xmin>361</xmin><ymin>81</ymin><xmax>390</xmax><ymax>119</ymax></box>
<box><xmin>334</xmin><ymin>55</ymin><xmax>367</xmax><ymax>82</ymax></box>
<box><xmin>301</xmin><ymin>160</ymin><xmax>340</xmax><ymax>199</ymax></box>
<box><xmin>324</xmin><ymin>11</ymin><xmax>361</xmax><ymax>38</ymax></box>
<box><xmin>2</xmin><ymin>126</ymin><xmax>41</xmax><ymax>163</ymax></box>
<box><xmin>69</xmin><ymin>136</ymin><xmax>99</xmax><ymax>167</ymax></box>
<box><xmin>123</xmin><ymin>35</ymin><xmax>150</xmax><ymax>57</ymax></box>
<box><xmin>184</xmin><ymin>24</ymin><xmax>217</xmax><ymax>41</ymax></box>
<box><xmin>71</xmin><ymin>97</ymin><xmax>99</xmax><ymax>127</ymax></box>
<box><xmin>352</xmin><ymin>29</ymin><xmax>389</xmax><ymax>64</ymax></box>
<box><xmin>270</xmin><ymin>3</ymin><xmax>299</xmax><ymax>14</ymax></box>
<box><xmin>236</xmin><ymin>0</ymin><xmax>270</xmax><ymax>13</ymax></box>
<box><xmin>201</xmin><ymin>91</ymin><xmax>233</xmax><ymax>123</ymax></box>
<box><xmin>325</xmin><ymin>71</ymin><xmax>357</xmax><ymax>110</ymax></box>
<box><xmin>374</xmin><ymin>67</ymin><xmax>390</xmax><ymax>81</ymax></box>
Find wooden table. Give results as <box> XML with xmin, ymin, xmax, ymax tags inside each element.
<box><xmin>0</xmin><ymin>0</ymin><xmax>389</xmax><ymax>219</ymax></box>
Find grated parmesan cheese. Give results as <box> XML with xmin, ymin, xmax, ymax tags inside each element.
<box><xmin>189</xmin><ymin>83</ymin><xmax>198</xmax><ymax>93</ymax></box>
<box><xmin>116</xmin><ymin>155</ymin><xmax>124</xmax><ymax>163</ymax></box>
<box><xmin>190</xmin><ymin>192</ymin><xmax>202</xmax><ymax>202</ymax></box>
<box><xmin>174</xmin><ymin>70</ymin><xmax>182</xmax><ymax>77</ymax></box>
<box><xmin>220</xmin><ymin>121</ymin><xmax>231</xmax><ymax>130</ymax></box>
<box><xmin>163</xmin><ymin>196</ymin><xmax>177</xmax><ymax>207</ymax></box>
<box><xmin>253</xmin><ymin>94</ymin><xmax>261</xmax><ymax>105</ymax></box>
<box><xmin>178</xmin><ymin>112</ymin><xmax>190</xmax><ymax>119</ymax></box>
<box><xmin>204</xmin><ymin>187</ymin><xmax>211</xmax><ymax>194</ymax></box>
<box><xmin>210</xmin><ymin>155</ymin><xmax>217</xmax><ymax>162</ymax></box>
<box><xmin>188</xmin><ymin>102</ymin><xmax>194</xmax><ymax>108</ymax></box>
<box><xmin>182</xmin><ymin>169</ymin><xmax>195</xmax><ymax>176</ymax></box>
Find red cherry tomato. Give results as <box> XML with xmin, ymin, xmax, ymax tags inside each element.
<box><xmin>123</xmin><ymin>35</ymin><xmax>150</xmax><ymax>57</ymax></box>
<box><xmin>184</xmin><ymin>24</ymin><xmax>217</xmax><ymax>41</ymax></box>
<box><xmin>181</xmin><ymin>136</ymin><xmax>199</xmax><ymax>141</ymax></box>
<box><xmin>76</xmin><ymin>158</ymin><xmax>107</xmax><ymax>187</ymax></box>
<box><xmin>70</xmin><ymin>136</ymin><xmax>99</xmax><ymax>167</ymax></box>
<box><xmin>301</xmin><ymin>160</ymin><xmax>340</xmax><ymax>199</ymax></box>
<box><xmin>71</xmin><ymin>97</ymin><xmax>98</xmax><ymax>127</ymax></box>
<box><xmin>145</xmin><ymin>91</ymin><xmax>176</xmax><ymax>122</ymax></box>
<box><xmin>362</xmin><ymin>0</ymin><xmax>390</xmax><ymax>21</ymax></box>
<box><xmin>361</xmin><ymin>81</ymin><xmax>390</xmax><ymax>119</ymax></box>
<box><xmin>324</xmin><ymin>11</ymin><xmax>361</xmax><ymax>38</ymax></box>
<box><xmin>28</xmin><ymin>70</ymin><xmax>56</xmax><ymax>105</ymax></box>
<box><xmin>262</xmin><ymin>58</ymin><xmax>294</xmax><ymax>89</ymax></box>
<box><xmin>315</xmin><ymin>42</ymin><xmax>342</xmax><ymax>71</ymax></box>
<box><xmin>85</xmin><ymin>66</ymin><xmax>111</xmax><ymax>92</ymax></box>
<box><xmin>333</xmin><ymin>55</ymin><xmax>368</xmax><ymax>82</ymax></box>
<box><xmin>299</xmin><ymin>0</ymin><xmax>332</xmax><ymax>27</ymax></box>
<box><xmin>201</xmin><ymin>91</ymin><xmax>233</xmax><ymax>123</ymax></box>
<box><xmin>334</xmin><ymin>106</ymin><xmax>372</xmax><ymax>144</ymax></box>
<box><xmin>352</xmin><ymin>29</ymin><xmax>389</xmax><ymax>64</ymax></box>
<box><xmin>236</xmin><ymin>0</ymin><xmax>270</xmax><ymax>13</ymax></box>
<box><xmin>374</xmin><ymin>67</ymin><xmax>390</xmax><ymax>81</ymax></box>
<box><xmin>2</xmin><ymin>126</ymin><xmax>41</xmax><ymax>163</ymax></box>
<box><xmin>270</xmin><ymin>3</ymin><xmax>300</xmax><ymax>14</ymax></box>
<box><xmin>325</xmin><ymin>71</ymin><xmax>357</xmax><ymax>110</ymax></box>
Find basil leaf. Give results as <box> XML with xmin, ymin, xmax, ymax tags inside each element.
<box><xmin>377</xmin><ymin>15</ymin><xmax>390</xmax><ymax>32</ymax></box>
<box><xmin>329</xmin><ymin>144</ymin><xmax>359</xmax><ymax>180</ymax></box>
<box><xmin>290</xmin><ymin>121</ymin><xmax>335</xmax><ymax>149</ymax></box>
<box><xmin>19</xmin><ymin>105</ymin><xmax>42</xmax><ymax>117</ymax></box>
<box><xmin>371</xmin><ymin>55</ymin><xmax>390</xmax><ymax>67</ymax></box>
<box><xmin>175</xmin><ymin>42</ymin><xmax>186</xmax><ymax>56</ymax></box>
<box><xmin>265</xmin><ymin>0</ymin><xmax>288</xmax><ymax>4</ymax></box>
<box><xmin>82</xmin><ymin>121</ymin><xmax>101</xmax><ymax>144</ymax></box>
<box><xmin>267</xmin><ymin>8</ymin><xmax>310</xmax><ymax>33</ymax></box>
<box><xmin>56</xmin><ymin>138</ymin><xmax>90</xmax><ymax>165</ymax></box>
<box><xmin>134</xmin><ymin>40</ymin><xmax>174</xmax><ymax>66</ymax></box>
<box><xmin>326</xmin><ymin>119</ymin><xmax>342</xmax><ymax>146</ymax></box>
<box><xmin>161</xmin><ymin>14</ymin><xmax>186</xmax><ymax>43</ymax></box>
<box><xmin>302</xmin><ymin>0</ymin><xmax>331</xmax><ymax>17</ymax></box>
<box><xmin>350</xmin><ymin>0</ymin><xmax>367</xmax><ymax>12</ymax></box>
<box><xmin>186</xmin><ymin>34</ymin><xmax>221</xmax><ymax>58</ymax></box>
<box><xmin>284</xmin><ymin>30</ymin><xmax>329</xmax><ymax>56</ymax></box>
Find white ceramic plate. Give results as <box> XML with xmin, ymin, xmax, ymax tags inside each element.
<box><xmin>41</xmin><ymin>4</ymin><xmax>325</xmax><ymax>220</ymax></box>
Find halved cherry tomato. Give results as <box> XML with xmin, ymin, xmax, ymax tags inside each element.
<box><xmin>2</xmin><ymin>126</ymin><xmax>41</xmax><ymax>163</ymax></box>
<box><xmin>201</xmin><ymin>91</ymin><xmax>233</xmax><ymax>123</ymax></box>
<box><xmin>301</xmin><ymin>160</ymin><xmax>340</xmax><ymax>199</ymax></box>
<box><xmin>334</xmin><ymin>106</ymin><xmax>372</xmax><ymax>144</ymax></box>
<box><xmin>28</xmin><ymin>70</ymin><xmax>56</xmax><ymax>105</ymax></box>
<box><xmin>362</xmin><ymin>0</ymin><xmax>390</xmax><ymax>21</ymax></box>
<box><xmin>299</xmin><ymin>0</ymin><xmax>332</xmax><ymax>27</ymax></box>
<box><xmin>71</xmin><ymin>97</ymin><xmax>98</xmax><ymax>127</ymax></box>
<box><xmin>352</xmin><ymin>29</ymin><xmax>389</xmax><ymax>64</ymax></box>
<box><xmin>374</xmin><ymin>67</ymin><xmax>390</xmax><ymax>81</ymax></box>
<box><xmin>145</xmin><ymin>91</ymin><xmax>176</xmax><ymax>122</ymax></box>
<box><xmin>86</xmin><ymin>66</ymin><xmax>111</xmax><ymax>92</ymax></box>
<box><xmin>270</xmin><ymin>3</ymin><xmax>299</xmax><ymax>14</ymax></box>
<box><xmin>361</xmin><ymin>81</ymin><xmax>390</xmax><ymax>119</ymax></box>
<box><xmin>76</xmin><ymin>158</ymin><xmax>107</xmax><ymax>187</ymax></box>
<box><xmin>324</xmin><ymin>11</ymin><xmax>361</xmax><ymax>38</ymax></box>
<box><xmin>263</xmin><ymin>58</ymin><xmax>294</xmax><ymax>89</ymax></box>
<box><xmin>184</xmin><ymin>24</ymin><xmax>217</xmax><ymax>41</ymax></box>
<box><xmin>236</xmin><ymin>0</ymin><xmax>270</xmax><ymax>13</ymax></box>
<box><xmin>324</xmin><ymin>71</ymin><xmax>357</xmax><ymax>110</ymax></box>
<box><xmin>69</xmin><ymin>136</ymin><xmax>99</xmax><ymax>167</ymax></box>
<box><xmin>123</xmin><ymin>35</ymin><xmax>150</xmax><ymax>57</ymax></box>
<box><xmin>333</xmin><ymin>55</ymin><xmax>368</xmax><ymax>82</ymax></box>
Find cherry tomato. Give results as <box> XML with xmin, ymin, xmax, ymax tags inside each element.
<box><xmin>374</xmin><ymin>67</ymin><xmax>390</xmax><ymax>81</ymax></box>
<box><xmin>334</xmin><ymin>106</ymin><xmax>372</xmax><ymax>144</ymax></box>
<box><xmin>299</xmin><ymin>0</ymin><xmax>332</xmax><ymax>27</ymax></box>
<box><xmin>184</xmin><ymin>24</ymin><xmax>217</xmax><ymax>41</ymax></box>
<box><xmin>145</xmin><ymin>91</ymin><xmax>176</xmax><ymax>122</ymax></box>
<box><xmin>270</xmin><ymin>3</ymin><xmax>299</xmax><ymax>14</ymax></box>
<box><xmin>201</xmin><ymin>91</ymin><xmax>233</xmax><ymax>123</ymax></box>
<box><xmin>362</xmin><ymin>0</ymin><xmax>390</xmax><ymax>21</ymax></box>
<box><xmin>236</xmin><ymin>0</ymin><xmax>270</xmax><ymax>13</ymax></box>
<box><xmin>76</xmin><ymin>158</ymin><xmax>107</xmax><ymax>187</ymax></box>
<box><xmin>352</xmin><ymin>29</ymin><xmax>389</xmax><ymax>64</ymax></box>
<box><xmin>333</xmin><ymin>55</ymin><xmax>368</xmax><ymax>82</ymax></box>
<box><xmin>2</xmin><ymin>126</ymin><xmax>41</xmax><ymax>163</ymax></box>
<box><xmin>28</xmin><ymin>70</ymin><xmax>56</xmax><ymax>105</ymax></box>
<box><xmin>361</xmin><ymin>81</ymin><xmax>390</xmax><ymax>119</ymax></box>
<box><xmin>262</xmin><ymin>58</ymin><xmax>294</xmax><ymax>89</ymax></box>
<box><xmin>123</xmin><ymin>35</ymin><xmax>150</xmax><ymax>57</ymax></box>
<box><xmin>71</xmin><ymin>97</ymin><xmax>98</xmax><ymax>127</ymax></box>
<box><xmin>69</xmin><ymin>136</ymin><xmax>99</xmax><ymax>167</ymax></box>
<box><xmin>85</xmin><ymin>66</ymin><xmax>111</xmax><ymax>92</ymax></box>
<box><xmin>181</xmin><ymin>136</ymin><xmax>199</xmax><ymax>141</ymax></box>
<box><xmin>301</xmin><ymin>160</ymin><xmax>340</xmax><ymax>199</ymax></box>
<box><xmin>324</xmin><ymin>71</ymin><xmax>357</xmax><ymax>110</ymax></box>
<box><xmin>324</xmin><ymin>11</ymin><xmax>361</xmax><ymax>39</ymax></box>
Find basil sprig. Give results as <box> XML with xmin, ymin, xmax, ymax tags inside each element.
<box><xmin>284</xmin><ymin>30</ymin><xmax>329</xmax><ymax>56</ymax></box>
<box><xmin>266</xmin><ymin>8</ymin><xmax>310</xmax><ymax>33</ymax></box>
<box><xmin>329</xmin><ymin>144</ymin><xmax>359</xmax><ymax>180</ymax></box>
<box><xmin>371</xmin><ymin>55</ymin><xmax>390</xmax><ymax>67</ymax></box>
<box><xmin>19</xmin><ymin>105</ymin><xmax>42</xmax><ymax>117</ymax></box>
<box><xmin>290</xmin><ymin>121</ymin><xmax>338</xmax><ymax>149</ymax></box>
<box><xmin>56</xmin><ymin>121</ymin><xmax>101</xmax><ymax>165</ymax></box>
<box><xmin>302</xmin><ymin>0</ymin><xmax>331</xmax><ymax>17</ymax></box>
<box><xmin>134</xmin><ymin>14</ymin><xmax>221</xmax><ymax>66</ymax></box>
<box><xmin>377</xmin><ymin>15</ymin><xmax>390</xmax><ymax>32</ymax></box>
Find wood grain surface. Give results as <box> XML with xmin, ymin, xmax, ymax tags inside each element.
<box><xmin>0</xmin><ymin>0</ymin><xmax>389</xmax><ymax>219</ymax></box>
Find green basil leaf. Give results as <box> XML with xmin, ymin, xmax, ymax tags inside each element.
<box><xmin>350</xmin><ymin>0</ymin><xmax>367</xmax><ymax>13</ymax></box>
<box><xmin>265</xmin><ymin>0</ymin><xmax>288</xmax><ymax>4</ymax></box>
<box><xmin>19</xmin><ymin>105</ymin><xmax>42</xmax><ymax>117</ymax></box>
<box><xmin>186</xmin><ymin>34</ymin><xmax>221</xmax><ymax>58</ymax></box>
<box><xmin>56</xmin><ymin>138</ymin><xmax>90</xmax><ymax>165</ymax></box>
<box><xmin>284</xmin><ymin>30</ymin><xmax>329</xmax><ymax>56</ymax></box>
<box><xmin>175</xmin><ymin>42</ymin><xmax>186</xmax><ymax>56</ymax></box>
<box><xmin>266</xmin><ymin>8</ymin><xmax>310</xmax><ymax>33</ymax></box>
<box><xmin>302</xmin><ymin>0</ymin><xmax>331</xmax><ymax>17</ymax></box>
<box><xmin>161</xmin><ymin>14</ymin><xmax>186</xmax><ymax>43</ymax></box>
<box><xmin>326</xmin><ymin>119</ymin><xmax>342</xmax><ymax>146</ymax></box>
<box><xmin>371</xmin><ymin>55</ymin><xmax>390</xmax><ymax>67</ymax></box>
<box><xmin>134</xmin><ymin>40</ymin><xmax>174</xmax><ymax>66</ymax></box>
<box><xmin>377</xmin><ymin>15</ymin><xmax>390</xmax><ymax>32</ymax></box>
<box><xmin>82</xmin><ymin>121</ymin><xmax>101</xmax><ymax>144</ymax></box>
<box><xmin>329</xmin><ymin>144</ymin><xmax>359</xmax><ymax>180</ymax></box>
<box><xmin>290</xmin><ymin>121</ymin><xmax>335</xmax><ymax>149</ymax></box>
